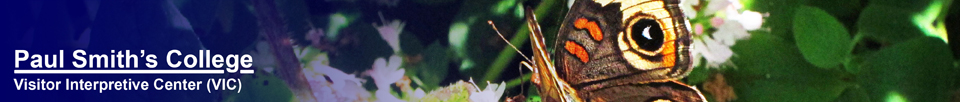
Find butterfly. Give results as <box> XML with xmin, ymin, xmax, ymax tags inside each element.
<box><xmin>493</xmin><ymin>0</ymin><xmax>706</xmax><ymax>101</ymax></box>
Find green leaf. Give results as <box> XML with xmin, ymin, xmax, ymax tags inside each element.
<box><xmin>856</xmin><ymin>5</ymin><xmax>926</xmax><ymax>44</ymax></box>
<box><xmin>793</xmin><ymin>6</ymin><xmax>853</xmax><ymax>69</ymax></box>
<box><xmin>727</xmin><ymin>33</ymin><xmax>853</xmax><ymax>102</ymax></box>
<box><xmin>400</xmin><ymin>31</ymin><xmax>425</xmax><ymax>55</ymax></box>
<box><xmin>855</xmin><ymin>36</ymin><xmax>957</xmax><ymax>102</ymax></box>
<box><xmin>410</xmin><ymin>43</ymin><xmax>451</xmax><ymax>90</ymax></box>
<box><xmin>685</xmin><ymin>64</ymin><xmax>710</xmax><ymax>85</ymax></box>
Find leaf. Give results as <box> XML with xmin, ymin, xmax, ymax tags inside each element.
<box><xmin>855</xmin><ymin>36</ymin><xmax>957</xmax><ymax>102</ymax></box>
<box><xmin>856</xmin><ymin>5</ymin><xmax>925</xmax><ymax>44</ymax></box>
<box><xmin>793</xmin><ymin>6</ymin><xmax>853</xmax><ymax>69</ymax></box>
<box><xmin>400</xmin><ymin>32</ymin><xmax>425</xmax><ymax>55</ymax></box>
<box><xmin>685</xmin><ymin>65</ymin><xmax>710</xmax><ymax>85</ymax></box>
<box><xmin>727</xmin><ymin>33</ymin><xmax>853</xmax><ymax>102</ymax></box>
<box><xmin>410</xmin><ymin>43</ymin><xmax>450</xmax><ymax>90</ymax></box>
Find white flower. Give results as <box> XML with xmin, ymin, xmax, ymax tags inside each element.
<box><xmin>692</xmin><ymin>36</ymin><xmax>734</xmax><ymax>68</ymax></box>
<box><xmin>304</xmin><ymin>59</ymin><xmax>363</xmax><ymax>92</ymax></box>
<box><xmin>680</xmin><ymin>0</ymin><xmax>700</xmax><ymax>19</ymax></box>
<box><xmin>704</xmin><ymin>0</ymin><xmax>738</xmax><ymax>15</ymax></box>
<box><xmin>303</xmin><ymin>59</ymin><xmax>369</xmax><ymax>102</ymax></box>
<box><xmin>691</xmin><ymin>17</ymin><xmax>750</xmax><ymax>68</ymax></box>
<box><xmin>469</xmin><ymin>78</ymin><xmax>506</xmax><ymax>102</ymax></box>
<box><xmin>704</xmin><ymin>0</ymin><xmax>765</xmax><ymax>31</ymax></box>
<box><xmin>369</xmin><ymin>55</ymin><xmax>405</xmax><ymax>88</ymax></box>
<box><xmin>373</xmin><ymin>12</ymin><xmax>405</xmax><ymax>52</ymax></box>
<box><xmin>413</xmin><ymin>88</ymin><xmax>426</xmax><ymax>98</ymax></box>
<box><xmin>712</xmin><ymin>19</ymin><xmax>751</xmax><ymax>46</ymax></box>
<box><xmin>688</xmin><ymin>0</ymin><xmax>766</xmax><ymax>68</ymax></box>
<box><xmin>368</xmin><ymin>55</ymin><xmax>405</xmax><ymax>101</ymax></box>
<box><xmin>730</xmin><ymin>10</ymin><xmax>765</xmax><ymax>30</ymax></box>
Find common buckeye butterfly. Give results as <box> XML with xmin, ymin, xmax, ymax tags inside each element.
<box><xmin>498</xmin><ymin>0</ymin><xmax>705</xmax><ymax>101</ymax></box>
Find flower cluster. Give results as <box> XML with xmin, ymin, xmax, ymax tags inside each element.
<box><xmin>682</xmin><ymin>0</ymin><xmax>767</xmax><ymax>68</ymax></box>
<box><xmin>275</xmin><ymin>11</ymin><xmax>509</xmax><ymax>101</ymax></box>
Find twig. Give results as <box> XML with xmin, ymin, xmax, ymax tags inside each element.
<box><xmin>251</xmin><ymin>0</ymin><xmax>314</xmax><ymax>101</ymax></box>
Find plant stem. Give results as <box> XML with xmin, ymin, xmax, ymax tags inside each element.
<box><xmin>483</xmin><ymin>0</ymin><xmax>558</xmax><ymax>83</ymax></box>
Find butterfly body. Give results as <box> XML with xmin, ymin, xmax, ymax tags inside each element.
<box><xmin>520</xmin><ymin>0</ymin><xmax>705</xmax><ymax>101</ymax></box>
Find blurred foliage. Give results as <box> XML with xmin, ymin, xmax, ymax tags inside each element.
<box><xmin>727</xmin><ymin>31</ymin><xmax>854</xmax><ymax>102</ymax></box>
<box><xmin>14</xmin><ymin>0</ymin><xmax>960</xmax><ymax>101</ymax></box>
<box><xmin>719</xmin><ymin>0</ymin><xmax>959</xmax><ymax>101</ymax></box>
<box><xmin>408</xmin><ymin>43</ymin><xmax>452</xmax><ymax>90</ymax></box>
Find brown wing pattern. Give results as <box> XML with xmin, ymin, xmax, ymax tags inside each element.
<box><xmin>543</xmin><ymin>0</ymin><xmax>700</xmax><ymax>101</ymax></box>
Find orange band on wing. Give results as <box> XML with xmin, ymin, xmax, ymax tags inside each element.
<box><xmin>565</xmin><ymin>41</ymin><xmax>590</xmax><ymax>63</ymax></box>
<box><xmin>661</xmin><ymin>29</ymin><xmax>677</xmax><ymax>67</ymax></box>
<box><xmin>574</xmin><ymin>18</ymin><xmax>603</xmax><ymax>41</ymax></box>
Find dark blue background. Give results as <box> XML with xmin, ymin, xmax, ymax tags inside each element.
<box><xmin>2</xmin><ymin>0</ymin><xmax>253</xmax><ymax>101</ymax></box>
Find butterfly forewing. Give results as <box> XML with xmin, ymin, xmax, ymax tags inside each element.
<box><xmin>554</xmin><ymin>0</ymin><xmax>692</xmax><ymax>89</ymax></box>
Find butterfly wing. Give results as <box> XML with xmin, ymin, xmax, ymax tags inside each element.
<box><xmin>550</xmin><ymin>0</ymin><xmax>701</xmax><ymax>101</ymax></box>
<box><xmin>555</xmin><ymin>0</ymin><xmax>693</xmax><ymax>89</ymax></box>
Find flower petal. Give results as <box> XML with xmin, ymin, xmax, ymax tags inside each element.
<box><xmin>375</xmin><ymin>18</ymin><xmax>405</xmax><ymax>52</ymax></box>
<box><xmin>414</xmin><ymin>88</ymin><xmax>426</xmax><ymax>98</ymax></box>
<box><xmin>493</xmin><ymin>82</ymin><xmax>506</xmax><ymax>100</ymax></box>
<box><xmin>388</xmin><ymin>55</ymin><xmax>403</xmax><ymax>70</ymax></box>
<box><xmin>370</xmin><ymin>56</ymin><xmax>406</xmax><ymax>89</ymax></box>
<box><xmin>704</xmin><ymin>0</ymin><xmax>731</xmax><ymax>15</ymax></box>
<box><xmin>680</xmin><ymin>0</ymin><xmax>699</xmax><ymax>19</ymax></box>
<box><xmin>376</xmin><ymin>89</ymin><xmax>403</xmax><ymax>102</ymax></box>
<box><xmin>713</xmin><ymin>21</ymin><xmax>751</xmax><ymax>46</ymax></box>
<box><xmin>701</xmin><ymin>38</ymin><xmax>734</xmax><ymax>67</ymax></box>
<box><xmin>735</xmin><ymin>10</ymin><xmax>764</xmax><ymax>30</ymax></box>
<box><xmin>692</xmin><ymin>38</ymin><xmax>707</xmax><ymax>67</ymax></box>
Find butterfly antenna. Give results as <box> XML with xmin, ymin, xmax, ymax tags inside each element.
<box><xmin>488</xmin><ymin>20</ymin><xmax>533</xmax><ymax>63</ymax></box>
<box><xmin>491</xmin><ymin>20</ymin><xmax>535</xmax><ymax>97</ymax></box>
